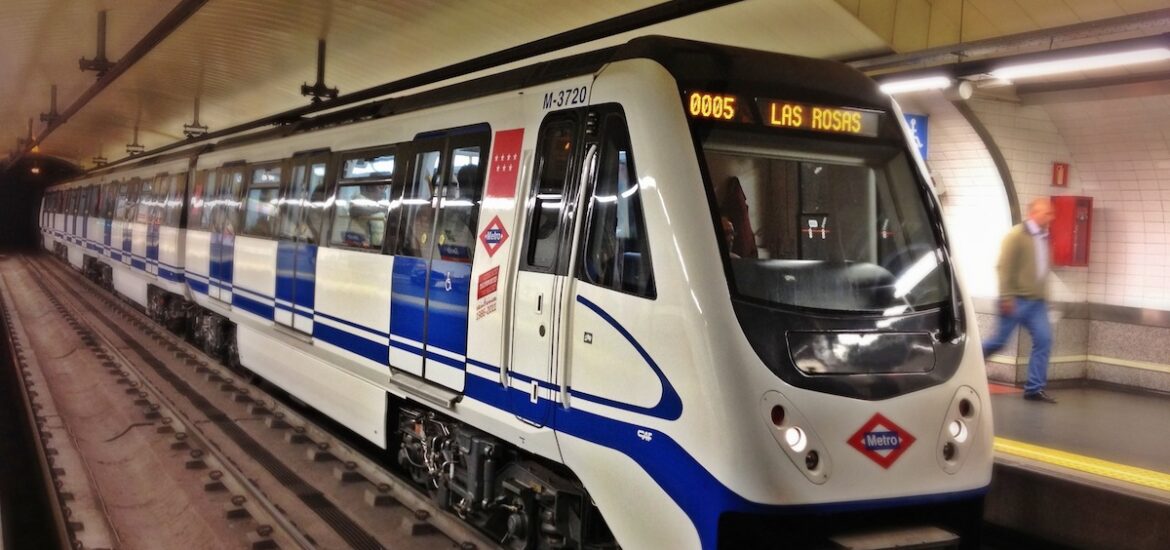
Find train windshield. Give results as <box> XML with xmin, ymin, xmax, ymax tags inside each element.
<box><xmin>700</xmin><ymin>129</ymin><xmax>950</xmax><ymax>314</ymax></box>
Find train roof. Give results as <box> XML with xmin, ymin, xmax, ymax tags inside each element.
<box><xmin>61</xmin><ymin>35</ymin><xmax>888</xmax><ymax>186</ymax></box>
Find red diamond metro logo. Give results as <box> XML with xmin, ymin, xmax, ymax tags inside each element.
<box><xmin>847</xmin><ymin>413</ymin><xmax>916</xmax><ymax>469</ymax></box>
<box><xmin>479</xmin><ymin>215</ymin><xmax>509</xmax><ymax>258</ymax></box>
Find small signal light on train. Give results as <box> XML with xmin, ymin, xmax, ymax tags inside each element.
<box><xmin>958</xmin><ymin>399</ymin><xmax>973</xmax><ymax>418</ymax></box>
<box><xmin>770</xmin><ymin>405</ymin><xmax>786</xmax><ymax>427</ymax></box>
<box><xmin>943</xmin><ymin>442</ymin><xmax>956</xmax><ymax>461</ymax></box>
<box><xmin>805</xmin><ymin>450</ymin><xmax>820</xmax><ymax>471</ymax></box>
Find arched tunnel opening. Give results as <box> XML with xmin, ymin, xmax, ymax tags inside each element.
<box><xmin>0</xmin><ymin>154</ymin><xmax>83</xmax><ymax>250</ymax></box>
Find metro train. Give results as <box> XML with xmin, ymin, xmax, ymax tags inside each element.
<box><xmin>40</xmin><ymin>37</ymin><xmax>993</xmax><ymax>549</ymax></box>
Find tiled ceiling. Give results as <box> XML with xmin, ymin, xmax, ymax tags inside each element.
<box><xmin>2</xmin><ymin>0</ymin><xmax>1168</xmax><ymax>170</ymax></box>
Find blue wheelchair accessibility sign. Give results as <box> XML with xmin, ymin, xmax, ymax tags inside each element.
<box><xmin>904</xmin><ymin>113</ymin><xmax>928</xmax><ymax>160</ymax></box>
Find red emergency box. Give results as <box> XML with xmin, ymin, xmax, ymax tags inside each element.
<box><xmin>1050</xmin><ymin>195</ymin><xmax>1092</xmax><ymax>267</ymax></box>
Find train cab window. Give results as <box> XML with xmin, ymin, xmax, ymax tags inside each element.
<box><xmin>397</xmin><ymin>149</ymin><xmax>443</xmax><ymax>258</ymax></box>
<box><xmin>279</xmin><ymin>157</ymin><xmax>333</xmax><ymax>244</ymax></box>
<box><xmin>523</xmin><ymin>118</ymin><xmax>576</xmax><ymax>272</ymax></box>
<box><xmin>578</xmin><ymin>114</ymin><xmax>655</xmax><ymax>298</ymax></box>
<box><xmin>432</xmin><ymin>145</ymin><xmax>483</xmax><ymax>263</ymax></box>
<box><xmin>700</xmin><ymin>131</ymin><xmax>950</xmax><ymax>312</ymax></box>
<box><xmin>243</xmin><ymin>164</ymin><xmax>283</xmax><ymax>238</ymax></box>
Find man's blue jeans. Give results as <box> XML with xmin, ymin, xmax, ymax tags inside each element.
<box><xmin>982</xmin><ymin>297</ymin><xmax>1052</xmax><ymax>394</ymax></box>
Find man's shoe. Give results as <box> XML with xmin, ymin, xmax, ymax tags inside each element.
<box><xmin>1023</xmin><ymin>391</ymin><xmax>1058</xmax><ymax>403</ymax></box>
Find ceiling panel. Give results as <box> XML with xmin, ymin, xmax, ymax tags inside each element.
<box><xmin>6</xmin><ymin>0</ymin><xmax>1170</xmax><ymax>170</ymax></box>
<box><xmin>9</xmin><ymin>0</ymin><xmax>890</xmax><ymax>166</ymax></box>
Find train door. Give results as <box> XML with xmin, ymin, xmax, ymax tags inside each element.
<box><xmin>103</xmin><ymin>183</ymin><xmax>115</xmax><ymax>257</ymax></box>
<box><xmin>508</xmin><ymin>112</ymin><xmax>587</xmax><ymax>427</ymax></box>
<box><xmin>145</xmin><ymin>175</ymin><xmax>166</xmax><ymax>276</ymax></box>
<box><xmin>209</xmin><ymin>164</ymin><xmax>246</xmax><ymax>303</ymax></box>
<box><xmin>119</xmin><ymin>179</ymin><xmax>140</xmax><ymax>266</ymax></box>
<box><xmin>275</xmin><ymin>152</ymin><xmax>331</xmax><ymax>333</ymax></box>
<box><xmin>389</xmin><ymin>127</ymin><xmax>488</xmax><ymax>390</ymax></box>
<box><xmin>78</xmin><ymin>187</ymin><xmax>90</xmax><ymax>244</ymax></box>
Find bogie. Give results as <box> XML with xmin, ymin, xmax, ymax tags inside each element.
<box><xmin>395</xmin><ymin>404</ymin><xmax>614</xmax><ymax>550</ymax></box>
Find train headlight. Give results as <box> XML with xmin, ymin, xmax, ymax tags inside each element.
<box><xmin>762</xmin><ymin>391</ymin><xmax>831</xmax><ymax>484</ymax></box>
<box><xmin>947</xmin><ymin>420</ymin><xmax>968</xmax><ymax>443</ymax></box>
<box><xmin>784</xmin><ymin>427</ymin><xmax>808</xmax><ymax>453</ymax></box>
<box><xmin>938</xmin><ymin>386</ymin><xmax>982</xmax><ymax>473</ymax></box>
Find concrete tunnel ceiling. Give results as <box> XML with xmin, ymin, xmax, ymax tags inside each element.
<box><xmin>2</xmin><ymin>0</ymin><xmax>1169</xmax><ymax>170</ymax></box>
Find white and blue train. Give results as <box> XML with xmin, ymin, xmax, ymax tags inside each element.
<box><xmin>40</xmin><ymin>37</ymin><xmax>993</xmax><ymax>549</ymax></box>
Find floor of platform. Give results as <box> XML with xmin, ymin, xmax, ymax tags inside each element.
<box><xmin>991</xmin><ymin>383</ymin><xmax>1170</xmax><ymax>476</ymax></box>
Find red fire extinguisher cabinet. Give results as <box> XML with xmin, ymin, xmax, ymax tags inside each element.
<box><xmin>1050</xmin><ymin>196</ymin><xmax>1092</xmax><ymax>267</ymax></box>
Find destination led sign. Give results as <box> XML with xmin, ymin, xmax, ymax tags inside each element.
<box><xmin>758</xmin><ymin>99</ymin><xmax>879</xmax><ymax>137</ymax></box>
<box><xmin>687</xmin><ymin>91</ymin><xmax>739</xmax><ymax>121</ymax></box>
<box><xmin>684</xmin><ymin>91</ymin><xmax>882</xmax><ymax>138</ymax></box>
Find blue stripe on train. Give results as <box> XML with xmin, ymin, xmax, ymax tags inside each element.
<box><xmin>232</xmin><ymin>291</ymin><xmax>274</xmax><ymax>320</ymax></box>
<box><xmin>389</xmin><ymin>256</ymin><xmax>428</xmax><ymax>346</ymax></box>
<box><xmin>314</xmin><ymin>321</ymin><xmax>389</xmax><ymax>365</ymax></box>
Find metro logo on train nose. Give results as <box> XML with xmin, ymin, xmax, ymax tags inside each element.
<box><xmin>847</xmin><ymin>413</ymin><xmax>916</xmax><ymax>469</ymax></box>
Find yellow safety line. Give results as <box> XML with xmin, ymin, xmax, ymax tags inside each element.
<box><xmin>995</xmin><ymin>437</ymin><xmax>1170</xmax><ymax>492</ymax></box>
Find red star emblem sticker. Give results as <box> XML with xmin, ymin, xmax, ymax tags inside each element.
<box><xmin>847</xmin><ymin>413</ymin><xmax>916</xmax><ymax>469</ymax></box>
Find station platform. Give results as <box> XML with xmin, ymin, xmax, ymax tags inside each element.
<box><xmin>985</xmin><ymin>382</ymin><xmax>1170</xmax><ymax>549</ymax></box>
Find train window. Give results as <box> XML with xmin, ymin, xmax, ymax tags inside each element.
<box><xmin>522</xmin><ymin>118</ymin><xmax>577</xmax><ymax>272</ymax></box>
<box><xmin>91</xmin><ymin>185</ymin><xmax>102</xmax><ymax>217</ymax></box>
<box><xmin>432</xmin><ymin>145</ymin><xmax>483</xmax><ymax>263</ymax></box>
<box><xmin>397</xmin><ymin>149</ymin><xmax>443</xmax><ymax>258</ymax></box>
<box><xmin>279</xmin><ymin>158</ymin><xmax>333</xmax><ymax>244</ymax></box>
<box><xmin>578</xmin><ymin>114</ymin><xmax>655</xmax><ymax>298</ymax></box>
<box><xmin>164</xmin><ymin>172</ymin><xmax>187</xmax><ymax>227</ymax></box>
<box><xmin>700</xmin><ymin>130</ymin><xmax>950</xmax><ymax>312</ymax></box>
<box><xmin>114</xmin><ymin>181</ymin><xmax>133</xmax><ymax>221</ymax></box>
<box><xmin>212</xmin><ymin>167</ymin><xmax>246</xmax><ymax>233</ymax></box>
<box><xmin>102</xmin><ymin>183</ymin><xmax>116</xmax><ymax>219</ymax></box>
<box><xmin>329</xmin><ymin>182</ymin><xmax>394</xmax><ymax>250</ymax></box>
<box><xmin>188</xmin><ymin>170</ymin><xmax>210</xmax><ymax>230</ymax></box>
<box><xmin>243</xmin><ymin>164</ymin><xmax>283</xmax><ymax>238</ymax></box>
<box><xmin>137</xmin><ymin>178</ymin><xmax>156</xmax><ymax>224</ymax></box>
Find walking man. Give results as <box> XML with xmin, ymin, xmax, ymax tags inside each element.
<box><xmin>983</xmin><ymin>198</ymin><xmax>1058</xmax><ymax>403</ymax></box>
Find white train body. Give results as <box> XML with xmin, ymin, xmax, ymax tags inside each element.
<box><xmin>41</xmin><ymin>37</ymin><xmax>992</xmax><ymax>549</ymax></box>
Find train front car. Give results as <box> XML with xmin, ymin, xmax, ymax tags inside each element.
<box><xmin>557</xmin><ymin>39</ymin><xmax>992</xmax><ymax>550</ymax></box>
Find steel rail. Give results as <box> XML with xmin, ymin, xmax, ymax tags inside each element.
<box><xmin>23</xmin><ymin>255</ymin><xmax>318</xmax><ymax>550</ymax></box>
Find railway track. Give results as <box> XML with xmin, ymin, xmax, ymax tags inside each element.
<box><xmin>2</xmin><ymin>253</ymin><xmax>498</xmax><ymax>550</ymax></box>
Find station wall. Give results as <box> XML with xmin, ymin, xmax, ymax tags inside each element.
<box><xmin>899</xmin><ymin>89</ymin><xmax>1170</xmax><ymax>393</ymax></box>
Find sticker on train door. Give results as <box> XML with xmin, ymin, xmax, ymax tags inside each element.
<box><xmin>486</xmin><ymin>129</ymin><xmax>523</xmax><ymax>199</ymax></box>
<box><xmin>847</xmin><ymin>413</ymin><xmax>916</xmax><ymax>469</ymax></box>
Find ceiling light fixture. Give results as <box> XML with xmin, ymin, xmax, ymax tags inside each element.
<box><xmin>878</xmin><ymin>75</ymin><xmax>953</xmax><ymax>95</ymax></box>
<box><xmin>990</xmin><ymin>47</ymin><xmax>1170</xmax><ymax>80</ymax></box>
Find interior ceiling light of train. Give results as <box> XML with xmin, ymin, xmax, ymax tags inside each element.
<box><xmin>2</xmin><ymin>0</ymin><xmax>1169</xmax><ymax>175</ymax></box>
